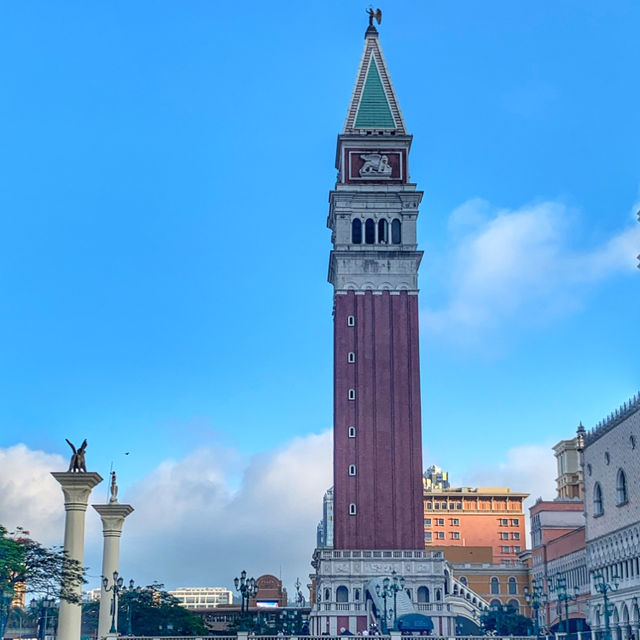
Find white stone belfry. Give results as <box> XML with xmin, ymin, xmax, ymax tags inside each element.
<box><xmin>93</xmin><ymin>473</ymin><xmax>134</xmax><ymax>640</ymax></box>
<box><xmin>52</xmin><ymin>471</ymin><xmax>103</xmax><ymax>640</ymax></box>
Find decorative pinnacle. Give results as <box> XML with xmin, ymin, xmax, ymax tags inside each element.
<box><xmin>366</xmin><ymin>7</ymin><xmax>382</xmax><ymax>37</ymax></box>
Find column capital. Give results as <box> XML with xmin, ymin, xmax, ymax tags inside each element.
<box><xmin>52</xmin><ymin>472</ymin><xmax>103</xmax><ymax>511</ymax></box>
<box><xmin>92</xmin><ymin>504</ymin><xmax>134</xmax><ymax>537</ymax></box>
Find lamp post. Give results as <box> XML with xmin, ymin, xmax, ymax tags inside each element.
<box><xmin>375</xmin><ymin>578</ymin><xmax>391</xmax><ymax>634</ymax></box>
<box><xmin>102</xmin><ymin>570</ymin><xmax>125</xmax><ymax>635</ymax></box>
<box><xmin>388</xmin><ymin>571</ymin><xmax>405</xmax><ymax>631</ymax></box>
<box><xmin>525</xmin><ymin>578</ymin><xmax>547</xmax><ymax>638</ymax></box>
<box><xmin>234</xmin><ymin>570</ymin><xmax>258</xmax><ymax>631</ymax></box>
<box><xmin>556</xmin><ymin>579</ymin><xmax>579</xmax><ymax>634</ymax></box>
<box><xmin>30</xmin><ymin>598</ymin><xmax>56</xmax><ymax>640</ymax></box>
<box><xmin>121</xmin><ymin>579</ymin><xmax>138</xmax><ymax>636</ymax></box>
<box><xmin>0</xmin><ymin>589</ymin><xmax>12</xmax><ymax>639</ymax></box>
<box><xmin>593</xmin><ymin>571</ymin><xmax>619</xmax><ymax>640</ymax></box>
<box><xmin>491</xmin><ymin>601</ymin><xmax>505</xmax><ymax>636</ymax></box>
<box><xmin>548</xmin><ymin>574</ymin><xmax>572</xmax><ymax>633</ymax></box>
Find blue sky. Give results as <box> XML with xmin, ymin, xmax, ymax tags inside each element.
<box><xmin>0</xmin><ymin>1</ymin><xmax>638</xmax><ymax>592</ymax></box>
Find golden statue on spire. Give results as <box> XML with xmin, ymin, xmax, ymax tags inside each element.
<box><xmin>367</xmin><ymin>7</ymin><xmax>382</xmax><ymax>27</ymax></box>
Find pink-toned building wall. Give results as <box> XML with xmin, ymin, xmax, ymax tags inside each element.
<box><xmin>333</xmin><ymin>290</ymin><xmax>423</xmax><ymax>550</ymax></box>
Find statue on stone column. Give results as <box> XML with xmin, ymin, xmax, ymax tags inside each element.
<box><xmin>109</xmin><ymin>471</ymin><xmax>119</xmax><ymax>503</ymax></box>
<box><xmin>65</xmin><ymin>439</ymin><xmax>88</xmax><ymax>472</ymax></box>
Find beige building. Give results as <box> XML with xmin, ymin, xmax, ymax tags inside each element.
<box><xmin>169</xmin><ymin>587</ymin><xmax>232</xmax><ymax>610</ymax></box>
<box><xmin>553</xmin><ymin>438</ymin><xmax>583</xmax><ymax>499</ymax></box>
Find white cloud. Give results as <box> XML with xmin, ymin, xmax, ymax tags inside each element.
<box><xmin>461</xmin><ymin>443</ymin><xmax>558</xmax><ymax>545</ymax></box>
<box><xmin>121</xmin><ymin>430</ymin><xmax>333</xmax><ymax>593</ymax></box>
<box><xmin>0</xmin><ymin>433</ymin><xmax>333</xmax><ymax>595</ymax></box>
<box><xmin>0</xmin><ymin>444</ymin><xmax>67</xmax><ymax>545</ymax></box>
<box><xmin>422</xmin><ymin>199</ymin><xmax>640</xmax><ymax>339</ymax></box>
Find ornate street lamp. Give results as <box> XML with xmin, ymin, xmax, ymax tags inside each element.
<box><xmin>0</xmin><ymin>589</ymin><xmax>13</xmax><ymax>639</ymax></box>
<box><xmin>120</xmin><ymin>579</ymin><xmax>140</xmax><ymax>636</ymax></box>
<box><xmin>234</xmin><ymin>570</ymin><xmax>258</xmax><ymax>632</ymax></box>
<box><xmin>103</xmin><ymin>570</ymin><xmax>125</xmax><ymax>635</ymax></box>
<box><xmin>375</xmin><ymin>579</ymin><xmax>391</xmax><ymax>634</ymax></box>
<box><xmin>375</xmin><ymin>572</ymin><xmax>404</xmax><ymax>633</ymax></box>
<box><xmin>525</xmin><ymin>578</ymin><xmax>547</xmax><ymax>638</ymax></box>
<box><xmin>593</xmin><ymin>571</ymin><xmax>619</xmax><ymax>640</ymax></box>
<box><xmin>556</xmin><ymin>578</ymin><xmax>579</xmax><ymax>634</ymax></box>
<box><xmin>31</xmin><ymin>597</ymin><xmax>56</xmax><ymax>640</ymax></box>
<box><xmin>547</xmin><ymin>574</ymin><xmax>570</xmax><ymax>633</ymax></box>
<box><xmin>388</xmin><ymin>571</ymin><xmax>405</xmax><ymax>631</ymax></box>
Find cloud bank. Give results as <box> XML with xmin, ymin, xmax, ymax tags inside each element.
<box><xmin>461</xmin><ymin>443</ymin><xmax>558</xmax><ymax>545</ymax></box>
<box><xmin>0</xmin><ymin>437</ymin><xmax>566</xmax><ymax>591</ymax></box>
<box><xmin>422</xmin><ymin>198</ymin><xmax>639</xmax><ymax>340</ymax></box>
<box><xmin>0</xmin><ymin>433</ymin><xmax>333</xmax><ymax>595</ymax></box>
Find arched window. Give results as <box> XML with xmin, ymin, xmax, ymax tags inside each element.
<box><xmin>352</xmin><ymin>219</ymin><xmax>362</xmax><ymax>244</ymax></box>
<box><xmin>336</xmin><ymin>586</ymin><xmax>348</xmax><ymax>603</ymax></box>
<box><xmin>354</xmin><ymin>588</ymin><xmax>361</xmax><ymax>601</ymax></box>
<box><xmin>490</xmin><ymin>599</ymin><xmax>501</xmax><ymax>609</ymax></box>
<box><xmin>508</xmin><ymin>577</ymin><xmax>517</xmax><ymax>594</ymax></box>
<box><xmin>460</xmin><ymin>576</ymin><xmax>468</xmax><ymax>586</ymax></box>
<box><xmin>594</xmin><ymin>482</ymin><xmax>604</xmax><ymax>516</ymax></box>
<box><xmin>417</xmin><ymin>586</ymin><xmax>429</xmax><ymax>603</ymax></box>
<box><xmin>508</xmin><ymin>599</ymin><xmax>520</xmax><ymax>613</ymax></box>
<box><xmin>435</xmin><ymin>589</ymin><xmax>442</xmax><ymax>601</ymax></box>
<box><xmin>490</xmin><ymin>577</ymin><xmax>500</xmax><ymax>594</ymax></box>
<box><xmin>391</xmin><ymin>219</ymin><xmax>402</xmax><ymax>244</ymax></box>
<box><xmin>324</xmin><ymin>588</ymin><xmax>331</xmax><ymax>601</ymax></box>
<box><xmin>617</xmin><ymin>469</ymin><xmax>628</xmax><ymax>505</ymax></box>
<box><xmin>365</xmin><ymin>218</ymin><xmax>375</xmax><ymax>244</ymax></box>
<box><xmin>378</xmin><ymin>219</ymin><xmax>388</xmax><ymax>243</ymax></box>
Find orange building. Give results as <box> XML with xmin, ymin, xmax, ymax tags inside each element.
<box><xmin>423</xmin><ymin>471</ymin><xmax>528</xmax><ymax>564</ymax></box>
<box><xmin>433</xmin><ymin>546</ymin><xmax>531</xmax><ymax>614</ymax></box>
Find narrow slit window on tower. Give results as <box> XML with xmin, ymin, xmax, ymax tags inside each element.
<box><xmin>349</xmin><ymin>503</ymin><xmax>357</xmax><ymax>515</ymax></box>
<box><xmin>392</xmin><ymin>218</ymin><xmax>402</xmax><ymax>244</ymax></box>
<box><xmin>347</xmin><ymin>315</ymin><xmax>355</xmax><ymax>327</ymax></box>
<box><xmin>365</xmin><ymin>218</ymin><xmax>375</xmax><ymax>244</ymax></box>
<box><xmin>348</xmin><ymin>389</ymin><xmax>356</xmax><ymax>400</ymax></box>
<box><xmin>349</xmin><ymin>464</ymin><xmax>356</xmax><ymax>476</ymax></box>
<box><xmin>352</xmin><ymin>218</ymin><xmax>362</xmax><ymax>244</ymax></box>
<box><xmin>378</xmin><ymin>219</ymin><xmax>388</xmax><ymax>243</ymax></box>
<box><xmin>348</xmin><ymin>352</ymin><xmax>356</xmax><ymax>363</ymax></box>
<box><xmin>348</xmin><ymin>426</ymin><xmax>356</xmax><ymax>438</ymax></box>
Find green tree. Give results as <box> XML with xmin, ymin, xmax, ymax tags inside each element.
<box><xmin>481</xmin><ymin>603</ymin><xmax>533</xmax><ymax>636</ymax></box>
<box><xmin>0</xmin><ymin>525</ymin><xmax>85</xmax><ymax>637</ymax></box>
<box><xmin>117</xmin><ymin>584</ymin><xmax>207</xmax><ymax>636</ymax></box>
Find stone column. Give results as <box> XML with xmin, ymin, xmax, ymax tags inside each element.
<box><xmin>93</xmin><ymin>503</ymin><xmax>134</xmax><ymax>639</ymax></box>
<box><xmin>52</xmin><ymin>472</ymin><xmax>103</xmax><ymax>640</ymax></box>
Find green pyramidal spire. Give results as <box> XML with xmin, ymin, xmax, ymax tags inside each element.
<box><xmin>354</xmin><ymin>58</ymin><xmax>396</xmax><ymax>129</ymax></box>
<box><xmin>343</xmin><ymin>26</ymin><xmax>406</xmax><ymax>134</ymax></box>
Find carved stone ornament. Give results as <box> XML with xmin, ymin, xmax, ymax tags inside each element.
<box><xmin>359</xmin><ymin>153</ymin><xmax>392</xmax><ymax>177</ymax></box>
<box><xmin>335</xmin><ymin>562</ymin><xmax>350</xmax><ymax>574</ymax></box>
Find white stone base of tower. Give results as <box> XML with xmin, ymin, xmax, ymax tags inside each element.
<box><xmin>309</xmin><ymin>549</ymin><xmax>488</xmax><ymax>636</ymax></box>
<box><xmin>52</xmin><ymin>472</ymin><xmax>103</xmax><ymax>640</ymax></box>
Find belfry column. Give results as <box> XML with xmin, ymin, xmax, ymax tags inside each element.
<box><xmin>93</xmin><ymin>473</ymin><xmax>134</xmax><ymax>639</ymax></box>
<box><xmin>52</xmin><ymin>470</ymin><xmax>103</xmax><ymax>640</ymax></box>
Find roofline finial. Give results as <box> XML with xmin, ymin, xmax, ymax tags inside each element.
<box><xmin>365</xmin><ymin>7</ymin><xmax>382</xmax><ymax>37</ymax></box>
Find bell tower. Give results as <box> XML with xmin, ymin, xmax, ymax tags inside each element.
<box><xmin>329</xmin><ymin>22</ymin><xmax>424</xmax><ymax>551</ymax></box>
<box><xmin>311</xmin><ymin>22</ymin><xmax>489</xmax><ymax>637</ymax></box>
